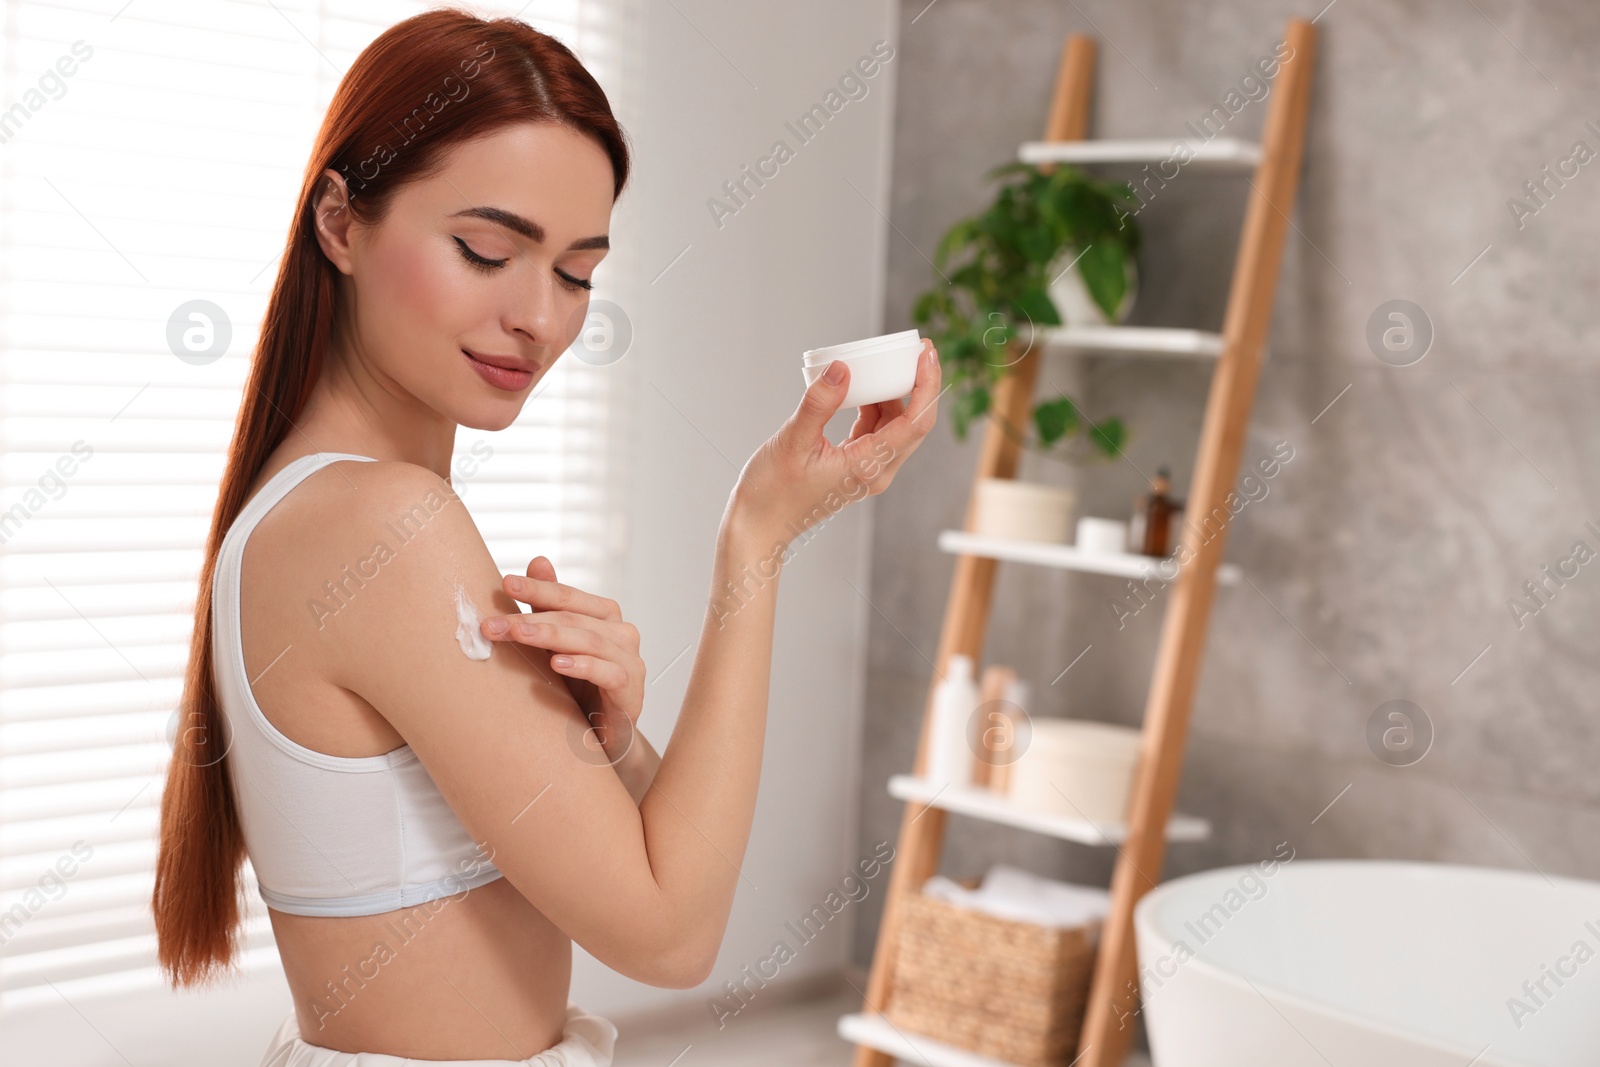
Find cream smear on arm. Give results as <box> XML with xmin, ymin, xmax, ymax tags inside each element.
<box><xmin>452</xmin><ymin>580</ymin><xmax>493</xmax><ymax>661</ymax></box>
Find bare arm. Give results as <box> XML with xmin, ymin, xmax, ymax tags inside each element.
<box><xmin>633</xmin><ymin>506</ymin><xmax>785</xmax><ymax>958</ymax></box>
<box><xmin>611</xmin><ymin>726</ymin><xmax>661</xmax><ymax>806</ymax></box>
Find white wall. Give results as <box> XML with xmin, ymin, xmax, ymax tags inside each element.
<box><xmin>7</xmin><ymin>3</ymin><xmax>901</xmax><ymax>1062</ymax></box>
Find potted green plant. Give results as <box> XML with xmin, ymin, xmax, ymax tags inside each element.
<box><xmin>911</xmin><ymin>161</ymin><xmax>1143</xmax><ymax>460</ymax></box>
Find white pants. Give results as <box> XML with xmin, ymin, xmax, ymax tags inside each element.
<box><xmin>258</xmin><ymin>1001</ymin><xmax>617</xmax><ymax>1066</ymax></box>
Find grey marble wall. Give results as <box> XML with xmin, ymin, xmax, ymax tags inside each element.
<box><xmin>854</xmin><ymin>0</ymin><xmax>1600</xmax><ymax>975</ymax></box>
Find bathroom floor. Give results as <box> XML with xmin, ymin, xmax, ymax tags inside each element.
<box><xmin>609</xmin><ymin>972</ymin><xmax>1153</xmax><ymax>1067</ymax></box>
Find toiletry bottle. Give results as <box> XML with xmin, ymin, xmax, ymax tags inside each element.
<box><xmin>946</xmin><ymin>655</ymin><xmax>979</xmax><ymax>788</ymax></box>
<box><xmin>987</xmin><ymin>676</ymin><xmax>1031</xmax><ymax>797</ymax></box>
<box><xmin>972</xmin><ymin>664</ymin><xmax>1018</xmax><ymax>788</ymax></box>
<box><xmin>1126</xmin><ymin>493</ymin><xmax>1145</xmax><ymax>554</ymax></box>
<box><xmin>923</xmin><ymin>662</ymin><xmax>954</xmax><ymax>786</ymax></box>
<box><xmin>926</xmin><ymin>654</ymin><xmax>977</xmax><ymax>789</ymax></box>
<box><xmin>1137</xmin><ymin>467</ymin><xmax>1182</xmax><ymax>557</ymax></box>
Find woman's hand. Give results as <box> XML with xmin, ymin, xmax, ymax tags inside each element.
<box><xmin>480</xmin><ymin>555</ymin><xmax>644</xmax><ymax>763</ymax></box>
<box><xmin>731</xmin><ymin>338</ymin><xmax>942</xmax><ymax>546</ymax></box>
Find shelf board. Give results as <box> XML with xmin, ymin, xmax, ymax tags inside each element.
<box><xmin>888</xmin><ymin>774</ymin><xmax>1211</xmax><ymax>846</ymax></box>
<box><xmin>938</xmin><ymin>529</ymin><xmax>1242</xmax><ymax>585</ymax></box>
<box><xmin>1019</xmin><ymin>136</ymin><xmax>1262</xmax><ymax>169</ymax></box>
<box><xmin>838</xmin><ymin>1011</ymin><xmax>1023</xmax><ymax>1067</ymax></box>
<box><xmin>1042</xmin><ymin>324</ymin><xmax>1224</xmax><ymax>358</ymax></box>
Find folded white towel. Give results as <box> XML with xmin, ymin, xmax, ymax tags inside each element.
<box><xmin>921</xmin><ymin>863</ymin><xmax>1109</xmax><ymax>929</ymax></box>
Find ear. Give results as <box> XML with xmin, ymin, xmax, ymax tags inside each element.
<box><xmin>310</xmin><ymin>167</ymin><xmax>358</xmax><ymax>276</ymax></box>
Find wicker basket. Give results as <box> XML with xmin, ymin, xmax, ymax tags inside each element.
<box><xmin>885</xmin><ymin>876</ymin><xmax>1099</xmax><ymax>1066</ymax></box>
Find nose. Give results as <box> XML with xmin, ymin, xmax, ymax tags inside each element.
<box><xmin>507</xmin><ymin>270</ymin><xmax>565</xmax><ymax>350</ymax></box>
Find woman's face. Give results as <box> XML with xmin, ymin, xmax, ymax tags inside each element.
<box><xmin>317</xmin><ymin>121</ymin><xmax>615</xmax><ymax>431</ymax></box>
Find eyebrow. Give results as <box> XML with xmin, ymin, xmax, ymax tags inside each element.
<box><xmin>449</xmin><ymin>205</ymin><xmax>610</xmax><ymax>250</ymax></box>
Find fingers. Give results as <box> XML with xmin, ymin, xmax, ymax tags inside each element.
<box><xmin>835</xmin><ymin>341</ymin><xmax>934</xmax><ymax>445</ymax></box>
<box><xmin>905</xmin><ymin>340</ymin><xmax>940</xmax><ymax>420</ymax></box>
<box><xmin>482</xmin><ymin>604</ymin><xmax>640</xmax><ymax>654</ymax></box>
<box><xmin>544</xmin><ymin>653</ymin><xmax>631</xmax><ymax>690</ymax></box>
<box><xmin>501</xmin><ymin>570</ymin><xmax>622</xmax><ymax>621</ymax></box>
<box><xmin>885</xmin><ymin>343</ymin><xmax>941</xmax><ymax>444</ymax></box>
<box><xmin>846</xmin><ymin>402</ymin><xmax>884</xmax><ymax>443</ymax></box>
<box><xmin>482</xmin><ymin>613</ymin><xmax>642</xmax><ymax>691</ymax></box>
<box><xmin>526</xmin><ymin>555</ymin><xmax>557</xmax><ymax>582</ymax></box>
<box><xmin>785</xmin><ymin>359</ymin><xmax>850</xmax><ymax>447</ymax></box>
<box><xmin>858</xmin><ymin>343</ymin><xmax>938</xmax><ymax>455</ymax></box>
<box><xmin>838</xmin><ymin>343</ymin><xmax>939</xmax><ymax>486</ymax></box>
<box><xmin>483</xmin><ymin>610</ymin><xmax>635</xmax><ymax>657</ymax></box>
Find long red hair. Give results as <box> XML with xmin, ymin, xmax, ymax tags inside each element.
<box><xmin>152</xmin><ymin>6</ymin><xmax>631</xmax><ymax>987</ymax></box>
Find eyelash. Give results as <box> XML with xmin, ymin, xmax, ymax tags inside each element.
<box><xmin>452</xmin><ymin>236</ymin><xmax>593</xmax><ymax>291</ymax></box>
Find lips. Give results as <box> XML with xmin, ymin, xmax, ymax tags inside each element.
<box><xmin>462</xmin><ymin>348</ymin><xmax>537</xmax><ymax>373</ymax></box>
<box><xmin>462</xmin><ymin>348</ymin><xmax>537</xmax><ymax>392</ymax></box>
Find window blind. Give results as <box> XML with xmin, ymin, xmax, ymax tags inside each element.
<box><xmin>0</xmin><ymin>0</ymin><xmax>641</xmax><ymax>1010</ymax></box>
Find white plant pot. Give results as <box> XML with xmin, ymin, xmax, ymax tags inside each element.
<box><xmin>1047</xmin><ymin>247</ymin><xmax>1138</xmax><ymax>327</ymax></box>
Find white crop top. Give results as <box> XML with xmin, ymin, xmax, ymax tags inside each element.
<box><xmin>213</xmin><ymin>451</ymin><xmax>504</xmax><ymax>916</ymax></box>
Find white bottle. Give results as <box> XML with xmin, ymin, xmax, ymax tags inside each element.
<box><xmin>925</xmin><ymin>654</ymin><xmax>978</xmax><ymax>790</ymax></box>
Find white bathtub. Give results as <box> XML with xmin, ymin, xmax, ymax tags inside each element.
<box><xmin>1133</xmin><ymin>859</ymin><xmax>1600</xmax><ymax>1067</ymax></box>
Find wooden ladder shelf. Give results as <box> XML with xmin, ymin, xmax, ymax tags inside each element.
<box><xmin>840</xmin><ymin>17</ymin><xmax>1317</xmax><ymax>1067</ymax></box>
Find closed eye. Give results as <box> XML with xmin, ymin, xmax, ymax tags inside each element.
<box><xmin>453</xmin><ymin>235</ymin><xmax>507</xmax><ymax>271</ymax></box>
<box><xmin>453</xmin><ymin>235</ymin><xmax>593</xmax><ymax>291</ymax></box>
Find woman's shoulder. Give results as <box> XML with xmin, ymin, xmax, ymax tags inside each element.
<box><xmin>248</xmin><ymin>451</ymin><xmax>459</xmax><ymax>535</ymax></box>
<box><xmin>237</xmin><ymin>450</ymin><xmax>492</xmax><ymax>722</ymax></box>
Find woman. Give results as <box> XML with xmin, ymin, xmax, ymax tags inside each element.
<box><xmin>151</xmin><ymin>8</ymin><xmax>940</xmax><ymax>1066</ymax></box>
